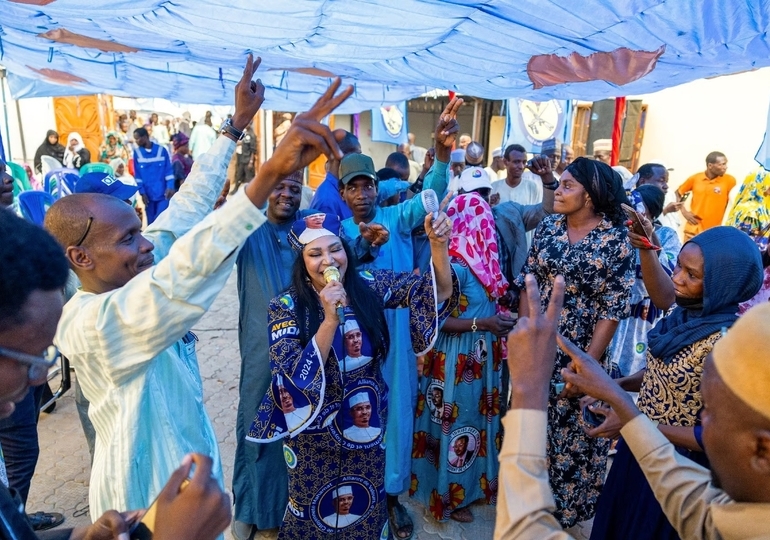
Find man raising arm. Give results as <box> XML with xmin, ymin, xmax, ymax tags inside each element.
<box><xmin>45</xmin><ymin>54</ymin><xmax>354</xmax><ymax>519</ymax></box>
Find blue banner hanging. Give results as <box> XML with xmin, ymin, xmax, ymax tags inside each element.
<box><xmin>503</xmin><ymin>99</ymin><xmax>573</xmax><ymax>153</ymax></box>
<box><xmin>370</xmin><ymin>102</ymin><xmax>408</xmax><ymax>145</ymax></box>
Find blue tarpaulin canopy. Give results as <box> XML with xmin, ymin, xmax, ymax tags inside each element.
<box><xmin>1</xmin><ymin>0</ymin><xmax>770</xmax><ymax>112</ymax></box>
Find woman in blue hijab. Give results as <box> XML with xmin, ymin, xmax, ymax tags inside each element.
<box><xmin>588</xmin><ymin>226</ymin><xmax>763</xmax><ymax>540</ymax></box>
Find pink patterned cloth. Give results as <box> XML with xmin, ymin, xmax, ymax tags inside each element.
<box><xmin>446</xmin><ymin>193</ymin><xmax>508</xmax><ymax>299</ymax></box>
<box><xmin>739</xmin><ymin>266</ymin><xmax>770</xmax><ymax>315</ymax></box>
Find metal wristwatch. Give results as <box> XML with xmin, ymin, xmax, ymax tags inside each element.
<box><xmin>220</xmin><ymin>118</ymin><xmax>245</xmax><ymax>141</ymax></box>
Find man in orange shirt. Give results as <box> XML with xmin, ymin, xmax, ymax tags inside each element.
<box><xmin>676</xmin><ymin>151</ymin><xmax>736</xmax><ymax>240</ymax></box>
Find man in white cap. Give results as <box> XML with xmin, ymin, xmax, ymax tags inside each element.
<box><xmin>322</xmin><ymin>485</ymin><xmax>362</xmax><ymax>528</ymax></box>
<box><xmin>343</xmin><ymin>392</ymin><xmax>381</xmax><ymax>443</ymax></box>
<box><xmin>593</xmin><ymin>138</ymin><xmax>633</xmax><ymax>187</ymax></box>
<box><xmin>277</xmin><ymin>374</ymin><xmax>312</xmax><ymax>431</ymax></box>
<box><xmin>341</xmin><ymin>319</ymin><xmax>373</xmax><ymax>372</ymax></box>
<box><xmin>485</xmin><ymin>147</ymin><xmax>507</xmax><ymax>181</ymax></box>
<box><xmin>592</xmin><ymin>139</ymin><xmax>613</xmax><ymax>164</ymax></box>
<box><xmin>496</xmin><ymin>275</ymin><xmax>770</xmax><ymax>539</ymax></box>
<box><xmin>449</xmin><ymin>148</ymin><xmax>466</xmax><ymax>193</ymax></box>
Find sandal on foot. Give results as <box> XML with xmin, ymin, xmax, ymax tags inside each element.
<box><xmin>388</xmin><ymin>501</ymin><xmax>414</xmax><ymax>540</ymax></box>
<box><xmin>27</xmin><ymin>511</ymin><xmax>65</xmax><ymax>531</ymax></box>
<box><xmin>450</xmin><ymin>507</ymin><xmax>474</xmax><ymax>523</ymax></box>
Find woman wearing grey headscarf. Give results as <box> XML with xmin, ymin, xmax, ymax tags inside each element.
<box><xmin>514</xmin><ymin>157</ymin><xmax>635</xmax><ymax>527</ymax></box>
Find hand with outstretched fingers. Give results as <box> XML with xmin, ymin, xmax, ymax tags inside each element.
<box><xmin>245</xmin><ymin>78</ymin><xmax>354</xmax><ymax>208</ymax></box>
<box><xmin>434</xmin><ymin>98</ymin><xmax>464</xmax><ymax>163</ymax></box>
<box><xmin>507</xmin><ymin>274</ymin><xmax>565</xmax><ymax>410</ymax></box>
<box><xmin>231</xmin><ymin>54</ymin><xmax>265</xmax><ymax>131</ymax></box>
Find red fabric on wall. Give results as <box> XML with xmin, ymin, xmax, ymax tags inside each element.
<box><xmin>611</xmin><ymin>97</ymin><xmax>626</xmax><ymax>166</ymax></box>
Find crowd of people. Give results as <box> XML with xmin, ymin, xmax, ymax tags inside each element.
<box><xmin>1</xmin><ymin>54</ymin><xmax>769</xmax><ymax>540</ymax></box>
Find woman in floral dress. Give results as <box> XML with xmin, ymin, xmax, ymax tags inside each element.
<box><xmin>411</xmin><ymin>193</ymin><xmax>512</xmax><ymax>523</ymax></box>
<box><xmin>515</xmin><ymin>157</ymin><xmax>635</xmax><ymax>527</ymax></box>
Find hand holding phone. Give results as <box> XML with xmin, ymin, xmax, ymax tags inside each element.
<box><xmin>621</xmin><ymin>203</ymin><xmax>660</xmax><ymax>250</ymax></box>
<box><xmin>582</xmin><ymin>401</ymin><xmax>605</xmax><ymax>428</ymax></box>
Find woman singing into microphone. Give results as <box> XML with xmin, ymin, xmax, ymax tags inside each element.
<box><xmin>248</xmin><ymin>211</ymin><xmax>457</xmax><ymax>539</ymax></box>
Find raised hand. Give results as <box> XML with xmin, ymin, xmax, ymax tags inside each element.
<box><xmin>422</xmin><ymin>147</ymin><xmax>436</xmax><ymax>173</ymax></box>
<box><xmin>507</xmin><ymin>274</ymin><xmax>565</xmax><ymax>410</ymax></box>
<box><xmin>425</xmin><ymin>191</ymin><xmax>454</xmax><ymax>245</ymax></box>
<box><xmin>434</xmin><ymin>98</ymin><xmax>464</xmax><ymax>163</ymax></box>
<box><xmin>152</xmin><ymin>454</ymin><xmax>231</xmax><ymax>540</ymax></box>
<box><xmin>528</xmin><ymin>155</ymin><xmax>553</xmax><ymax>179</ymax></box>
<box><xmin>245</xmin><ymin>78</ymin><xmax>353</xmax><ymax>209</ymax></box>
<box><xmin>264</xmin><ymin>79</ymin><xmax>354</xmax><ymax>180</ymax></box>
<box><xmin>232</xmin><ymin>54</ymin><xmax>266</xmax><ymax>130</ymax></box>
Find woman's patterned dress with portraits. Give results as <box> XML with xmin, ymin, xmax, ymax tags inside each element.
<box><xmin>249</xmin><ymin>269</ymin><xmax>455</xmax><ymax>539</ymax></box>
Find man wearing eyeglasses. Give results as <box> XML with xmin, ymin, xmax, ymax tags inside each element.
<box><xmin>0</xmin><ymin>160</ymin><xmax>66</xmax><ymax>532</ymax></box>
<box><xmin>41</xmin><ymin>57</ymin><xmax>356</xmax><ymax>524</ymax></box>
<box><xmin>0</xmin><ymin>209</ymin><xmax>233</xmax><ymax>540</ymax></box>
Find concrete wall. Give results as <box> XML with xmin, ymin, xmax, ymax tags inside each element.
<box><xmin>630</xmin><ymin>67</ymin><xmax>770</xmax><ymax>192</ymax></box>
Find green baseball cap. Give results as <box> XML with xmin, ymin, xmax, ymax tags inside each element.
<box><xmin>339</xmin><ymin>153</ymin><xmax>377</xmax><ymax>185</ymax></box>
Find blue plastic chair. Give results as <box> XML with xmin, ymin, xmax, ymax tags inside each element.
<box><xmin>18</xmin><ymin>191</ymin><xmax>56</xmax><ymax>226</ymax></box>
<box><xmin>44</xmin><ymin>168</ymin><xmax>79</xmax><ymax>199</ymax></box>
<box><xmin>7</xmin><ymin>161</ymin><xmax>33</xmax><ymax>198</ymax></box>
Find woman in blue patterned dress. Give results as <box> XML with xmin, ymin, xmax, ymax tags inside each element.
<box><xmin>589</xmin><ymin>226</ymin><xmax>763</xmax><ymax>539</ymax></box>
<box><xmin>248</xmin><ymin>211</ymin><xmax>456</xmax><ymax>539</ymax></box>
<box><xmin>514</xmin><ymin>157</ymin><xmax>635</xmax><ymax>527</ymax></box>
<box><xmin>411</xmin><ymin>193</ymin><xmax>512</xmax><ymax>523</ymax></box>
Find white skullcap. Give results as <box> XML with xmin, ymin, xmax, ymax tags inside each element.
<box><xmin>344</xmin><ymin>319</ymin><xmax>360</xmax><ymax>334</ymax></box>
<box><xmin>491</xmin><ymin>147</ymin><xmax>502</xmax><ymax>158</ymax></box>
<box><xmin>332</xmin><ymin>485</ymin><xmax>353</xmax><ymax>498</ymax></box>
<box><xmin>348</xmin><ymin>392</ymin><xmax>370</xmax><ymax>407</ymax></box>
<box><xmin>593</xmin><ymin>139</ymin><xmax>612</xmax><ymax>153</ymax></box>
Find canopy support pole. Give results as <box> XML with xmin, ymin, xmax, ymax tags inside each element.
<box><xmin>0</xmin><ymin>71</ymin><xmax>12</xmax><ymax>161</ymax></box>
<box><xmin>15</xmin><ymin>98</ymin><xmax>27</xmax><ymax>162</ymax></box>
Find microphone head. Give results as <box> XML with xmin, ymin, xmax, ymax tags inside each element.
<box><xmin>421</xmin><ymin>189</ymin><xmax>440</xmax><ymax>214</ymax></box>
<box><xmin>323</xmin><ymin>266</ymin><xmax>341</xmax><ymax>283</ymax></box>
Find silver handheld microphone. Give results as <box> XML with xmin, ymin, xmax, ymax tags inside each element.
<box><xmin>322</xmin><ymin>266</ymin><xmax>345</xmax><ymax>324</ymax></box>
<box><xmin>420</xmin><ymin>188</ymin><xmax>440</xmax><ymax>220</ymax></box>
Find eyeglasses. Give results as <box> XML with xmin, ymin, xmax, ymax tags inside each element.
<box><xmin>74</xmin><ymin>217</ymin><xmax>94</xmax><ymax>247</ymax></box>
<box><xmin>0</xmin><ymin>345</ymin><xmax>59</xmax><ymax>380</ymax></box>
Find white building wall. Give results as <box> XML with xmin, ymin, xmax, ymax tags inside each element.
<box><xmin>0</xmin><ymin>77</ymin><xmax>56</xmax><ymax>167</ymax></box>
<box><xmin>630</xmin><ymin>67</ymin><xmax>770</xmax><ymax>192</ymax></box>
